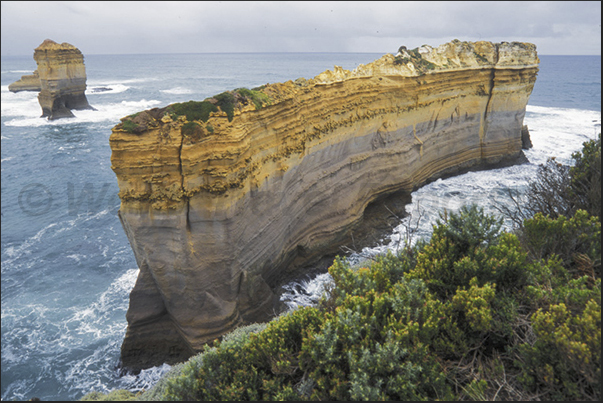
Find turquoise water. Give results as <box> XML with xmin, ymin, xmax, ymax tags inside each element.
<box><xmin>1</xmin><ymin>53</ymin><xmax>600</xmax><ymax>401</ymax></box>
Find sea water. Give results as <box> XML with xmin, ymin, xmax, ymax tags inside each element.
<box><xmin>1</xmin><ymin>53</ymin><xmax>600</xmax><ymax>401</ymax></box>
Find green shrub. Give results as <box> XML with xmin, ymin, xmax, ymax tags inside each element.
<box><xmin>236</xmin><ymin>87</ymin><xmax>271</xmax><ymax>110</ymax></box>
<box><xmin>521</xmin><ymin>210</ymin><xmax>601</xmax><ymax>276</ymax></box>
<box><xmin>163</xmin><ymin>309</ymin><xmax>321</xmax><ymax>401</ymax></box>
<box><xmin>121</xmin><ymin>119</ymin><xmax>138</xmax><ymax>134</ymax></box>
<box><xmin>441</xmin><ymin>204</ymin><xmax>504</xmax><ymax>250</ymax></box>
<box><xmin>165</xmin><ymin>88</ymin><xmax>271</xmax><ymax>125</ymax></box>
<box><xmin>168</xmin><ymin>100</ymin><xmax>218</xmax><ymax>122</ymax></box>
<box><xmin>181</xmin><ymin>121</ymin><xmax>204</xmax><ymax>141</ymax></box>
<box><xmin>325</xmin><ymin>251</ymin><xmax>413</xmax><ymax>306</ymax></box>
<box><xmin>213</xmin><ymin>92</ymin><xmax>236</xmax><ymax>122</ymax></box>
<box><xmin>407</xmin><ymin>204</ymin><xmax>526</xmax><ymax>299</ymax></box>
<box><xmin>302</xmin><ymin>274</ymin><xmax>452</xmax><ymax>400</ymax></box>
<box><xmin>80</xmin><ymin>389</ymin><xmax>137</xmax><ymax>401</ymax></box>
<box><xmin>513</xmin><ymin>133</ymin><xmax>601</xmax><ymax>221</ymax></box>
<box><xmin>518</xmin><ymin>299</ymin><xmax>601</xmax><ymax>400</ymax></box>
<box><xmin>570</xmin><ymin>133</ymin><xmax>601</xmax><ymax>218</ymax></box>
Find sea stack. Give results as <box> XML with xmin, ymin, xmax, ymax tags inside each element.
<box><xmin>110</xmin><ymin>40</ymin><xmax>539</xmax><ymax>371</ymax></box>
<box><xmin>9</xmin><ymin>39</ymin><xmax>94</xmax><ymax>120</ymax></box>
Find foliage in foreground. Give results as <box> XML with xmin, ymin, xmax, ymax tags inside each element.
<box><xmin>84</xmin><ymin>136</ymin><xmax>600</xmax><ymax>401</ymax></box>
<box><xmin>126</xmin><ymin>206</ymin><xmax>597</xmax><ymax>401</ymax></box>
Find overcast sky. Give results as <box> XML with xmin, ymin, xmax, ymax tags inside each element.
<box><xmin>1</xmin><ymin>1</ymin><xmax>601</xmax><ymax>56</ymax></box>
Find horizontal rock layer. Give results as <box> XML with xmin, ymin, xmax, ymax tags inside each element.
<box><xmin>8</xmin><ymin>70</ymin><xmax>41</xmax><ymax>92</ymax></box>
<box><xmin>110</xmin><ymin>40</ymin><xmax>539</xmax><ymax>370</ymax></box>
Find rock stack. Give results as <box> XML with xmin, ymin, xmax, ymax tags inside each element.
<box><xmin>8</xmin><ymin>39</ymin><xmax>94</xmax><ymax>120</ymax></box>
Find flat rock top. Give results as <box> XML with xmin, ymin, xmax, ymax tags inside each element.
<box><xmin>35</xmin><ymin>39</ymin><xmax>79</xmax><ymax>52</ymax></box>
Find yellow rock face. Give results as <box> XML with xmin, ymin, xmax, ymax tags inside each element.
<box><xmin>110</xmin><ymin>40</ymin><xmax>539</xmax><ymax>370</ymax></box>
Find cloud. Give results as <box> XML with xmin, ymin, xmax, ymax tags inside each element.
<box><xmin>1</xmin><ymin>1</ymin><xmax>600</xmax><ymax>56</ymax></box>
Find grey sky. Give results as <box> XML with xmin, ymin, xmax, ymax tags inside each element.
<box><xmin>1</xmin><ymin>1</ymin><xmax>601</xmax><ymax>56</ymax></box>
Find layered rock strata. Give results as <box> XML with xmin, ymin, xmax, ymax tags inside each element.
<box><xmin>8</xmin><ymin>70</ymin><xmax>41</xmax><ymax>92</ymax></box>
<box><xmin>9</xmin><ymin>39</ymin><xmax>94</xmax><ymax>119</ymax></box>
<box><xmin>110</xmin><ymin>40</ymin><xmax>539</xmax><ymax>370</ymax></box>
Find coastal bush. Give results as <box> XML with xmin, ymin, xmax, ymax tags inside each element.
<box><xmin>517</xmin><ymin>299</ymin><xmax>601</xmax><ymax>400</ymax></box>
<box><xmin>163</xmin><ymin>308</ymin><xmax>322</xmax><ymax>401</ymax></box>
<box><xmin>80</xmin><ymin>389</ymin><xmax>138</xmax><ymax>400</ymax></box>
<box><xmin>393</xmin><ymin>46</ymin><xmax>436</xmax><ymax>71</ymax></box>
<box><xmin>167</xmin><ymin>88</ymin><xmax>271</xmax><ymax>125</ymax></box>
<box><xmin>213</xmin><ymin>92</ymin><xmax>236</xmax><ymax>122</ymax></box>
<box><xmin>520</xmin><ymin>210</ymin><xmax>601</xmax><ymax>275</ymax></box>
<box><xmin>303</xmin><ymin>273</ymin><xmax>452</xmax><ymax>400</ymax></box>
<box><xmin>407</xmin><ymin>205</ymin><xmax>527</xmax><ymax>299</ymax></box>
<box><xmin>168</xmin><ymin>100</ymin><xmax>218</xmax><ymax>123</ymax></box>
<box><xmin>570</xmin><ymin>133</ymin><xmax>601</xmax><ymax>218</ymax></box>
<box><xmin>181</xmin><ymin>121</ymin><xmax>204</xmax><ymax>141</ymax></box>
<box><xmin>121</xmin><ymin>119</ymin><xmax>138</xmax><ymax>134</ymax></box>
<box><xmin>235</xmin><ymin>87</ymin><xmax>271</xmax><ymax>110</ymax></box>
<box><xmin>507</xmin><ymin>133</ymin><xmax>601</xmax><ymax>222</ymax></box>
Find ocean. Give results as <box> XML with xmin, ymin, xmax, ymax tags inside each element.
<box><xmin>1</xmin><ymin>52</ymin><xmax>600</xmax><ymax>401</ymax></box>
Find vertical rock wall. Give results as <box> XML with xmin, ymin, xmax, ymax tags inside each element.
<box><xmin>110</xmin><ymin>40</ymin><xmax>539</xmax><ymax>371</ymax></box>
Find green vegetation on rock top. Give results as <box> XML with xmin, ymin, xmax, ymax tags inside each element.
<box><xmin>393</xmin><ymin>46</ymin><xmax>437</xmax><ymax>71</ymax></box>
<box><xmin>167</xmin><ymin>87</ymin><xmax>271</xmax><ymax>124</ymax></box>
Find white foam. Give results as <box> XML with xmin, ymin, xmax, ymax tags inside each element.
<box><xmin>2</xmin><ymin>223</ymin><xmax>58</xmax><ymax>265</ymax></box>
<box><xmin>280</xmin><ymin>272</ymin><xmax>333</xmax><ymax>310</ymax></box>
<box><xmin>525</xmin><ymin>105</ymin><xmax>601</xmax><ymax>165</ymax></box>
<box><xmin>2</xmin><ymin>99</ymin><xmax>162</xmax><ymax>127</ymax></box>
<box><xmin>0</xmin><ymin>90</ymin><xmax>40</xmax><ymax>117</ymax></box>
<box><xmin>86</xmin><ymin>84</ymin><xmax>130</xmax><ymax>95</ymax></box>
<box><xmin>121</xmin><ymin>77</ymin><xmax>159</xmax><ymax>84</ymax></box>
<box><xmin>65</xmin><ymin>268</ymin><xmax>138</xmax><ymax>339</ymax></box>
<box><xmin>117</xmin><ymin>363</ymin><xmax>173</xmax><ymax>393</ymax></box>
<box><xmin>1</xmin><ymin>69</ymin><xmax>35</xmax><ymax>74</ymax></box>
<box><xmin>66</xmin><ymin>254</ymin><xmax>84</xmax><ymax>263</ymax></box>
<box><xmin>160</xmin><ymin>86</ymin><xmax>193</xmax><ymax>95</ymax></box>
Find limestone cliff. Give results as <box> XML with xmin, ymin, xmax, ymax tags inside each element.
<box><xmin>110</xmin><ymin>40</ymin><xmax>539</xmax><ymax>370</ymax></box>
<box><xmin>9</xmin><ymin>39</ymin><xmax>94</xmax><ymax>119</ymax></box>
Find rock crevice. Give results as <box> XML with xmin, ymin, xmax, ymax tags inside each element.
<box><xmin>110</xmin><ymin>40</ymin><xmax>539</xmax><ymax>371</ymax></box>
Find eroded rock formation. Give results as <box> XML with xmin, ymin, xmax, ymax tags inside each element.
<box><xmin>110</xmin><ymin>40</ymin><xmax>539</xmax><ymax>370</ymax></box>
<box><xmin>9</xmin><ymin>39</ymin><xmax>94</xmax><ymax>119</ymax></box>
<box><xmin>8</xmin><ymin>70</ymin><xmax>41</xmax><ymax>92</ymax></box>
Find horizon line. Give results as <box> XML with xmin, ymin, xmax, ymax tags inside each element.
<box><xmin>1</xmin><ymin>51</ymin><xmax>601</xmax><ymax>58</ymax></box>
